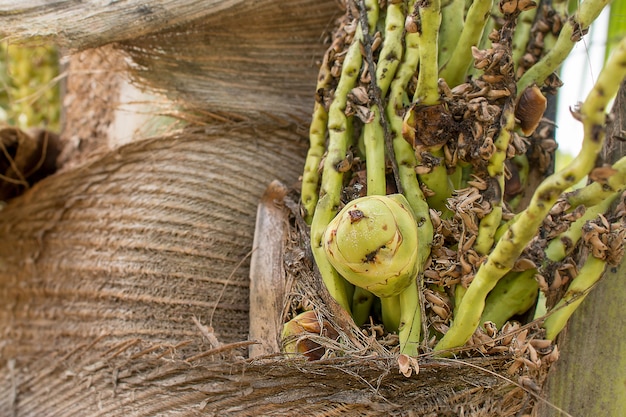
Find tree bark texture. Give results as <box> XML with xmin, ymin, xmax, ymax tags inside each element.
<box><xmin>0</xmin><ymin>0</ymin><xmax>340</xmax><ymax>120</ymax></box>
<box><xmin>0</xmin><ymin>0</ymin><xmax>250</xmax><ymax>49</ymax></box>
<box><xmin>0</xmin><ymin>127</ymin><xmax>308</xmax><ymax>415</ymax></box>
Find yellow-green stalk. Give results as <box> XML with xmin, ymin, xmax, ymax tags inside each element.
<box><xmin>415</xmin><ymin>0</ymin><xmax>442</xmax><ymax>106</ymax></box>
<box><xmin>517</xmin><ymin>0</ymin><xmax>612</xmax><ymax>95</ymax></box>
<box><xmin>438</xmin><ymin>0</ymin><xmax>465</xmax><ymax>67</ymax></box>
<box><xmin>309</xmin><ymin>24</ymin><xmax>367</xmax><ymax>313</ymax></box>
<box><xmin>435</xmin><ymin>35</ymin><xmax>626</xmax><ymax>353</ymax></box>
<box><xmin>439</xmin><ymin>0</ymin><xmax>494</xmax><ymax>87</ymax></box>
<box><xmin>480</xmin><ymin>269</ymin><xmax>538</xmax><ymax>329</ymax></box>
<box><xmin>542</xmin><ymin>255</ymin><xmax>607</xmax><ymax>340</ymax></box>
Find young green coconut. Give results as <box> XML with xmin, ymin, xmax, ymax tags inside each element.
<box><xmin>322</xmin><ymin>193</ymin><xmax>421</xmax><ymax>344</ymax></box>
<box><xmin>322</xmin><ymin>194</ymin><xmax>419</xmax><ymax>299</ymax></box>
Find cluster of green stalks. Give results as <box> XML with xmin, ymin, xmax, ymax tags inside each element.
<box><xmin>294</xmin><ymin>0</ymin><xmax>626</xmax><ymax>358</ymax></box>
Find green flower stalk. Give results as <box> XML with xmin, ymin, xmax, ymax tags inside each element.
<box><xmin>323</xmin><ymin>194</ymin><xmax>420</xmax><ymax>299</ymax></box>
<box><xmin>516</xmin><ymin>0</ymin><xmax>611</xmax><ymax>94</ymax></box>
<box><xmin>434</xmin><ymin>34</ymin><xmax>626</xmax><ymax>353</ymax></box>
<box><xmin>480</xmin><ymin>269</ymin><xmax>539</xmax><ymax>329</ymax></box>
<box><xmin>511</xmin><ymin>7</ymin><xmax>537</xmax><ymax>71</ymax></box>
<box><xmin>361</xmin><ymin>0</ymin><xmax>395</xmax><ymax>197</ymax></box>
<box><xmin>542</xmin><ymin>255</ymin><xmax>607</xmax><ymax>340</ymax></box>
<box><xmin>439</xmin><ymin>0</ymin><xmax>494</xmax><ymax>87</ymax></box>
<box><xmin>438</xmin><ymin>0</ymin><xmax>465</xmax><ymax>67</ymax></box>
<box><xmin>414</xmin><ymin>0</ymin><xmax>442</xmax><ymax>106</ymax></box>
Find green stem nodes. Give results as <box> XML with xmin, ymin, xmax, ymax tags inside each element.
<box><xmin>475</xmin><ymin>109</ymin><xmax>516</xmax><ymax>254</ymax></box>
<box><xmin>310</xmin><ymin>25</ymin><xmax>366</xmax><ymax>313</ymax></box>
<box><xmin>480</xmin><ymin>269</ymin><xmax>539</xmax><ymax>329</ymax></box>
<box><xmin>542</xmin><ymin>256</ymin><xmax>606</xmax><ymax>340</ymax></box>
<box><xmin>322</xmin><ymin>194</ymin><xmax>420</xmax><ymax>298</ymax></box>
<box><xmin>545</xmin><ymin>193</ymin><xmax>619</xmax><ymax>261</ymax></box>
<box><xmin>439</xmin><ymin>0</ymin><xmax>494</xmax><ymax>87</ymax></box>
<box><xmin>434</xmin><ymin>35</ymin><xmax>626</xmax><ymax>353</ymax></box>
<box><xmin>564</xmin><ymin>156</ymin><xmax>626</xmax><ymax>209</ymax></box>
<box><xmin>415</xmin><ymin>0</ymin><xmax>442</xmax><ymax>105</ymax></box>
<box><xmin>517</xmin><ymin>0</ymin><xmax>611</xmax><ymax>94</ymax></box>
<box><xmin>302</xmin><ymin>102</ymin><xmax>328</xmax><ymax>223</ymax></box>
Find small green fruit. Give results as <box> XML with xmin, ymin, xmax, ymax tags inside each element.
<box><xmin>323</xmin><ymin>194</ymin><xmax>419</xmax><ymax>298</ymax></box>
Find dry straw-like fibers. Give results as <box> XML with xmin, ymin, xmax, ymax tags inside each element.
<box><xmin>0</xmin><ymin>127</ymin><xmax>307</xmax><ymax>415</ymax></box>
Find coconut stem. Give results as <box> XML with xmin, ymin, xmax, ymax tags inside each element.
<box><xmin>435</xmin><ymin>35</ymin><xmax>626</xmax><ymax>353</ymax></box>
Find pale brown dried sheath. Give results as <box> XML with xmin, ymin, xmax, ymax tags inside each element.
<box><xmin>248</xmin><ymin>180</ymin><xmax>289</xmax><ymax>358</ymax></box>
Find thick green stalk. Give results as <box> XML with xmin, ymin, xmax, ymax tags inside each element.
<box><xmin>511</xmin><ymin>8</ymin><xmax>537</xmax><ymax>70</ymax></box>
<box><xmin>363</xmin><ymin>0</ymin><xmax>403</xmax><ymax>196</ymax></box>
<box><xmin>364</xmin><ymin>107</ymin><xmax>388</xmax><ymax>196</ymax></box>
<box><xmin>387</xmin><ymin>0</ymin><xmax>434</xmax><ymax>350</ymax></box>
<box><xmin>418</xmin><ymin>149</ymin><xmax>454</xmax><ymax>214</ymax></box>
<box><xmin>415</xmin><ymin>0</ymin><xmax>442</xmax><ymax>105</ymax></box>
<box><xmin>480</xmin><ymin>269</ymin><xmax>539</xmax><ymax>329</ymax></box>
<box><xmin>357</xmin><ymin>0</ymin><xmax>384</xmax><ymax>196</ymax></box>
<box><xmin>475</xmin><ymin>106</ymin><xmax>516</xmax><ymax>254</ymax></box>
<box><xmin>352</xmin><ymin>286</ymin><xmax>375</xmax><ymax>326</ymax></box>
<box><xmin>565</xmin><ymin>155</ymin><xmax>626</xmax><ymax>208</ymax></box>
<box><xmin>301</xmin><ymin>36</ymin><xmax>335</xmax><ymax>223</ymax></box>
<box><xmin>381</xmin><ymin>295</ymin><xmax>402</xmax><ymax>332</ymax></box>
<box><xmin>311</xmin><ymin>194</ymin><xmax>353</xmax><ymax>312</ymax></box>
<box><xmin>545</xmin><ymin>193</ymin><xmax>619</xmax><ymax>261</ymax></box>
<box><xmin>302</xmin><ymin>103</ymin><xmax>329</xmax><ymax>223</ymax></box>
<box><xmin>543</xmin><ymin>256</ymin><xmax>607</xmax><ymax>340</ymax></box>
<box><xmin>309</xmin><ymin>26</ymin><xmax>366</xmax><ymax>313</ymax></box>
<box><xmin>606</xmin><ymin>0</ymin><xmax>626</xmax><ymax>61</ymax></box>
<box><xmin>399</xmin><ymin>278</ymin><xmax>422</xmax><ymax>356</ymax></box>
<box><xmin>438</xmin><ymin>0</ymin><xmax>465</xmax><ymax>67</ymax></box>
<box><xmin>374</xmin><ymin>1</ymin><xmax>404</xmax><ymax>95</ymax></box>
<box><xmin>435</xmin><ymin>35</ymin><xmax>626</xmax><ymax>352</ymax></box>
<box><xmin>439</xmin><ymin>0</ymin><xmax>494</xmax><ymax>87</ymax></box>
<box><xmin>517</xmin><ymin>0</ymin><xmax>612</xmax><ymax>95</ymax></box>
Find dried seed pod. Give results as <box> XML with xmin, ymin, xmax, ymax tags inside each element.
<box><xmin>282</xmin><ymin>310</ymin><xmax>338</xmax><ymax>361</ymax></box>
<box><xmin>515</xmin><ymin>85</ymin><xmax>547</xmax><ymax>136</ymax></box>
